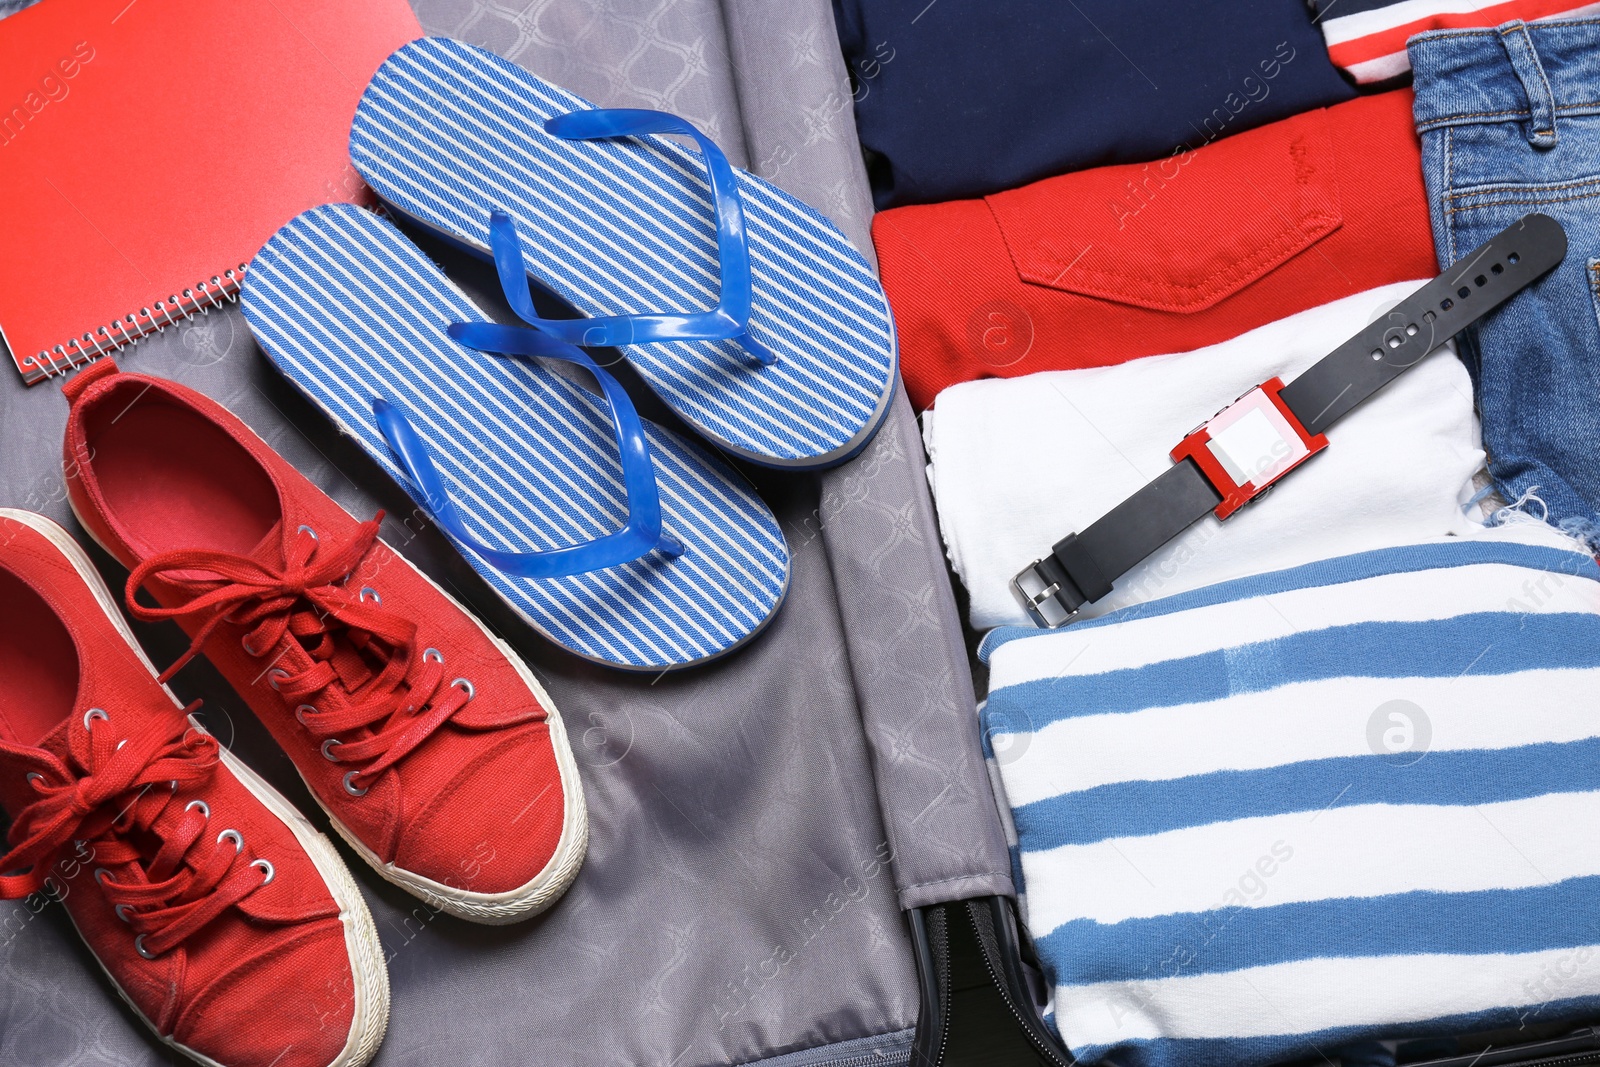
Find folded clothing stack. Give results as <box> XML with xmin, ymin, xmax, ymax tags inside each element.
<box><xmin>980</xmin><ymin>520</ymin><xmax>1600</xmax><ymax>1067</ymax></box>
<box><xmin>873</xmin><ymin>90</ymin><xmax>1437</xmax><ymax>411</ymax></box>
<box><xmin>834</xmin><ymin>0</ymin><xmax>1354</xmax><ymax>207</ymax></box>
<box><xmin>924</xmin><ymin>283</ymin><xmax>1486</xmax><ymax>631</ymax></box>
<box><xmin>1309</xmin><ymin>0</ymin><xmax>1600</xmax><ymax>84</ymax></box>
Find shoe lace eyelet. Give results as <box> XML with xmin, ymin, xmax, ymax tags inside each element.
<box><xmin>342</xmin><ymin>770</ymin><xmax>368</xmax><ymax>797</ymax></box>
<box><xmin>94</xmin><ymin>867</ymin><xmax>115</xmax><ymax>887</ymax></box>
<box><xmin>451</xmin><ymin>677</ymin><xmax>474</xmax><ymax>701</ymax></box>
<box><xmin>241</xmin><ymin>635</ymin><xmax>260</xmax><ymax>656</ymax></box>
<box><xmin>114</xmin><ymin>904</ymin><xmax>134</xmax><ymax>924</ymax></box>
<box><xmin>320</xmin><ymin>739</ymin><xmax>343</xmax><ymax>762</ymax></box>
<box><xmin>423</xmin><ymin>648</ymin><xmax>443</xmax><ymax>664</ymax></box>
<box><xmin>295</xmin><ymin>704</ymin><xmax>317</xmax><ymax>726</ymax></box>
<box><xmin>25</xmin><ymin>772</ymin><xmax>44</xmax><ymax>790</ymax></box>
<box><xmin>134</xmin><ymin>933</ymin><xmax>159</xmax><ymax>960</ymax></box>
<box><xmin>185</xmin><ymin>799</ymin><xmax>209</xmax><ymax>819</ymax></box>
<box><xmin>251</xmin><ymin>858</ymin><xmax>274</xmax><ymax>885</ymax></box>
<box><xmin>358</xmin><ymin>586</ymin><xmax>380</xmax><ymax>604</ymax></box>
<box><xmin>83</xmin><ymin>708</ymin><xmax>108</xmax><ymax>731</ymax></box>
<box><xmin>217</xmin><ymin>829</ymin><xmax>243</xmax><ymax>854</ymax></box>
<box><xmin>267</xmin><ymin>668</ymin><xmax>290</xmax><ymax>691</ymax></box>
<box><xmin>296</xmin><ymin>524</ymin><xmax>319</xmax><ymax>543</ymax></box>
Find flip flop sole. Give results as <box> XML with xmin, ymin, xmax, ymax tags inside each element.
<box><xmin>349</xmin><ymin>37</ymin><xmax>897</xmax><ymax>469</ymax></box>
<box><xmin>242</xmin><ymin>204</ymin><xmax>790</xmax><ymax>671</ymax></box>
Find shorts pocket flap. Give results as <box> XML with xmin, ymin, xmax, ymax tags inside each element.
<box><xmin>984</xmin><ymin>110</ymin><xmax>1344</xmax><ymax>313</ymax></box>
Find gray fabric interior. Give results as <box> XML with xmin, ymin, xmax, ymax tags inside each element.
<box><xmin>0</xmin><ymin>1</ymin><xmax>1012</xmax><ymax>1064</ymax></box>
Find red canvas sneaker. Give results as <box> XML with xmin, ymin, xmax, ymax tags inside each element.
<box><xmin>61</xmin><ymin>360</ymin><xmax>587</xmax><ymax>924</ymax></box>
<box><xmin>0</xmin><ymin>509</ymin><xmax>388</xmax><ymax>1067</ymax></box>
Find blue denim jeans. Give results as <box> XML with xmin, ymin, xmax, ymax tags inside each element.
<box><xmin>1411</xmin><ymin>19</ymin><xmax>1600</xmax><ymax>541</ymax></box>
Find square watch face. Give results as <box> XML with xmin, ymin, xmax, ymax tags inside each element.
<box><xmin>1204</xmin><ymin>388</ymin><xmax>1310</xmax><ymax>489</ymax></box>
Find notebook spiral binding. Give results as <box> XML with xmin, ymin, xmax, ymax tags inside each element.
<box><xmin>19</xmin><ymin>264</ymin><xmax>249</xmax><ymax>386</ymax></box>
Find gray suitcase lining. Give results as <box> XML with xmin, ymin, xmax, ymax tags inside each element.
<box><xmin>0</xmin><ymin>1</ymin><xmax>1010</xmax><ymax>1065</ymax></box>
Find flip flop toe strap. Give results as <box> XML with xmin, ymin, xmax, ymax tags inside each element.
<box><xmin>474</xmin><ymin>106</ymin><xmax>777</xmax><ymax>368</ymax></box>
<box><xmin>373</xmin><ymin>327</ymin><xmax>684</xmax><ymax>580</ymax></box>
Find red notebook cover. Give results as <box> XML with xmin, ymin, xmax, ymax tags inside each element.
<box><xmin>0</xmin><ymin>0</ymin><xmax>421</xmax><ymax>384</ymax></box>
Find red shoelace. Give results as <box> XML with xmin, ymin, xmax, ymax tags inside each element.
<box><xmin>125</xmin><ymin>516</ymin><xmax>473</xmax><ymax>794</ymax></box>
<box><xmin>0</xmin><ymin>707</ymin><xmax>267</xmax><ymax>958</ymax></box>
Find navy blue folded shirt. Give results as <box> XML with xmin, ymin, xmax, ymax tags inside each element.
<box><xmin>833</xmin><ymin>0</ymin><xmax>1357</xmax><ymax>208</ymax></box>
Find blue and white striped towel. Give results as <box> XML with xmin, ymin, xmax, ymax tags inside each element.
<box><xmin>981</xmin><ymin>521</ymin><xmax>1600</xmax><ymax>1067</ymax></box>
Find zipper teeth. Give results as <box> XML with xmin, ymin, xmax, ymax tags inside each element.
<box><xmin>1413</xmin><ymin>1046</ymin><xmax>1600</xmax><ymax>1067</ymax></box>
<box><xmin>822</xmin><ymin>1054</ymin><xmax>909</xmax><ymax>1067</ymax></box>
<box><xmin>967</xmin><ymin>903</ymin><xmax>1073</xmax><ymax>1067</ymax></box>
<box><xmin>762</xmin><ymin>1035</ymin><xmax>916</xmax><ymax>1067</ymax></box>
<box><xmin>932</xmin><ymin>915</ymin><xmax>953</xmax><ymax>1067</ymax></box>
<box><xmin>1487</xmin><ymin>1054</ymin><xmax>1600</xmax><ymax>1067</ymax></box>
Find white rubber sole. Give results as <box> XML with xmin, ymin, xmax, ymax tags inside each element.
<box><xmin>64</xmin><ymin>462</ymin><xmax>589</xmax><ymax>924</ymax></box>
<box><xmin>1</xmin><ymin>508</ymin><xmax>390</xmax><ymax>1067</ymax></box>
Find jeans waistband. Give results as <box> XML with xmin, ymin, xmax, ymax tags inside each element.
<box><xmin>1410</xmin><ymin>17</ymin><xmax>1600</xmax><ymax>134</ymax></box>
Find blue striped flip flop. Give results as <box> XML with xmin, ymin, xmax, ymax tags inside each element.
<box><xmin>346</xmin><ymin>36</ymin><xmax>898</xmax><ymax>471</ymax></box>
<box><xmin>240</xmin><ymin>203</ymin><xmax>790</xmax><ymax>671</ymax></box>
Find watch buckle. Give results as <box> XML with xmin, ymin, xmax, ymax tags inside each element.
<box><xmin>1011</xmin><ymin>560</ymin><xmax>1080</xmax><ymax>629</ymax></box>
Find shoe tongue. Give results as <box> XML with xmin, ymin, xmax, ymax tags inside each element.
<box><xmin>154</xmin><ymin>520</ymin><xmax>291</xmax><ymax>587</ymax></box>
<box><xmin>256</xmin><ymin>518</ymin><xmax>290</xmax><ymax>566</ymax></box>
<box><xmin>0</xmin><ymin>717</ymin><xmax>78</xmax><ymax>806</ymax></box>
<box><xmin>0</xmin><ymin>717</ymin><xmax>74</xmax><ymax>785</ymax></box>
<box><xmin>263</xmin><ymin>511</ymin><xmax>334</xmax><ymax>569</ymax></box>
<box><xmin>206</xmin><ymin>518</ymin><xmax>301</xmax><ymax>583</ymax></box>
<box><xmin>34</xmin><ymin>717</ymin><xmax>74</xmax><ymax>763</ymax></box>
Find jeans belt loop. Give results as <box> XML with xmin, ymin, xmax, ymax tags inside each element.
<box><xmin>1498</xmin><ymin>19</ymin><xmax>1558</xmax><ymax>149</ymax></box>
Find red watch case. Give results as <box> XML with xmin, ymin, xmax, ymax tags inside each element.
<box><xmin>1170</xmin><ymin>377</ymin><xmax>1329</xmax><ymax>520</ymax></box>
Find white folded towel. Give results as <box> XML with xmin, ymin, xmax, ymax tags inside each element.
<box><xmin>923</xmin><ymin>282</ymin><xmax>1486</xmax><ymax>631</ymax></box>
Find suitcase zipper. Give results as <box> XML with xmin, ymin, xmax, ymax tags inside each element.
<box><xmin>930</xmin><ymin>907</ymin><xmax>954</xmax><ymax>1067</ymax></box>
<box><xmin>1438</xmin><ymin>1053</ymin><xmax>1600</xmax><ymax>1067</ymax></box>
<box><xmin>820</xmin><ymin>1053</ymin><xmax>916</xmax><ymax>1067</ymax></box>
<box><xmin>964</xmin><ymin>900</ymin><xmax>1073</xmax><ymax>1067</ymax></box>
<box><xmin>1405</xmin><ymin>1030</ymin><xmax>1600</xmax><ymax>1067</ymax></box>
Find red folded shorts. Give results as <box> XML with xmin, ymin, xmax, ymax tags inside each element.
<box><xmin>873</xmin><ymin>90</ymin><xmax>1439</xmax><ymax>411</ymax></box>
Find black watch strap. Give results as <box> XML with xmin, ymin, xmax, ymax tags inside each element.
<box><xmin>1013</xmin><ymin>212</ymin><xmax>1567</xmax><ymax>630</ymax></box>
<box><xmin>1013</xmin><ymin>460</ymin><xmax>1221</xmax><ymax>627</ymax></box>
<box><xmin>1280</xmin><ymin>212</ymin><xmax>1567</xmax><ymax>435</ymax></box>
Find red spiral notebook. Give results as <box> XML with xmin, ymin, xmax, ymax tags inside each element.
<box><xmin>0</xmin><ymin>0</ymin><xmax>422</xmax><ymax>384</ymax></box>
